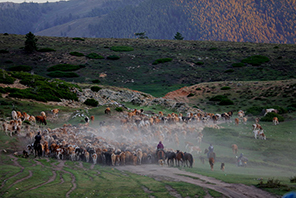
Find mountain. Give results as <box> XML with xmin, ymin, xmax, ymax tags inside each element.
<box><xmin>0</xmin><ymin>0</ymin><xmax>295</xmax><ymax>43</ymax></box>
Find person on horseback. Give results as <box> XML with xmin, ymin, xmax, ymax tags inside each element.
<box><xmin>156</xmin><ymin>141</ymin><xmax>164</xmax><ymax>157</ymax></box>
<box><xmin>34</xmin><ymin>132</ymin><xmax>42</xmax><ymax>158</ymax></box>
<box><xmin>207</xmin><ymin>144</ymin><xmax>214</xmax><ymax>158</ymax></box>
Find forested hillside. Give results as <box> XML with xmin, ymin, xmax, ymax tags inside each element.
<box><xmin>0</xmin><ymin>0</ymin><xmax>295</xmax><ymax>43</ymax></box>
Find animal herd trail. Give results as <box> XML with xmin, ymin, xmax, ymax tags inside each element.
<box><xmin>29</xmin><ymin>170</ymin><xmax>56</xmax><ymax>190</ymax></box>
<box><xmin>116</xmin><ymin>164</ymin><xmax>279</xmax><ymax>198</ymax></box>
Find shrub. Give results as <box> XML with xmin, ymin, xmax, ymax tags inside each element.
<box><xmin>115</xmin><ymin>107</ymin><xmax>123</xmax><ymax>112</ymax></box>
<box><xmin>232</xmin><ymin>63</ymin><xmax>245</xmax><ymax>67</ymax></box>
<box><xmin>209</xmin><ymin>95</ymin><xmax>227</xmax><ymax>101</ymax></box>
<box><xmin>47</xmin><ymin>64</ymin><xmax>83</xmax><ymax>72</ymax></box>
<box><xmin>241</xmin><ymin>55</ymin><xmax>269</xmax><ymax>66</ymax></box>
<box><xmin>37</xmin><ymin>47</ymin><xmax>56</xmax><ymax>52</ymax></box>
<box><xmin>110</xmin><ymin>46</ymin><xmax>134</xmax><ymax>52</ymax></box>
<box><xmin>91</xmin><ymin>86</ymin><xmax>102</xmax><ymax>92</ymax></box>
<box><xmin>72</xmin><ymin>37</ymin><xmax>85</xmax><ymax>41</ymax></box>
<box><xmin>69</xmin><ymin>51</ymin><xmax>84</xmax><ymax>57</ymax></box>
<box><xmin>196</xmin><ymin>88</ymin><xmax>201</xmax><ymax>90</ymax></box>
<box><xmin>152</xmin><ymin>58</ymin><xmax>173</xmax><ymax>65</ymax></box>
<box><xmin>24</xmin><ymin>32</ymin><xmax>38</xmax><ymax>53</ymax></box>
<box><xmin>0</xmin><ymin>49</ymin><xmax>9</xmax><ymax>53</ymax></box>
<box><xmin>221</xmin><ymin>86</ymin><xmax>231</xmax><ymax>90</ymax></box>
<box><xmin>3</xmin><ymin>33</ymin><xmax>9</xmax><ymax>35</ymax></box>
<box><xmin>8</xmin><ymin>65</ymin><xmax>32</xmax><ymax>72</ymax></box>
<box><xmin>246</xmin><ymin>106</ymin><xmax>263</xmax><ymax>115</ymax></box>
<box><xmin>86</xmin><ymin>53</ymin><xmax>104</xmax><ymax>59</ymax></box>
<box><xmin>4</xmin><ymin>60</ymin><xmax>13</xmax><ymax>63</ymax></box>
<box><xmin>196</xmin><ymin>61</ymin><xmax>204</xmax><ymax>65</ymax></box>
<box><xmin>260</xmin><ymin>112</ymin><xmax>284</xmax><ymax>122</ymax></box>
<box><xmin>107</xmin><ymin>55</ymin><xmax>120</xmax><ymax>60</ymax></box>
<box><xmin>218</xmin><ymin>98</ymin><xmax>234</xmax><ymax>105</ymax></box>
<box><xmin>0</xmin><ymin>70</ymin><xmax>15</xmax><ymax>84</ymax></box>
<box><xmin>290</xmin><ymin>176</ymin><xmax>296</xmax><ymax>183</ymax></box>
<box><xmin>224</xmin><ymin>69</ymin><xmax>234</xmax><ymax>73</ymax></box>
<box><xmin>84</xmin><ymin>99</ymin><xmax>98</xmax><ymax>107</ymax></box>
<box><xmin>209</xmin><ymin>47</ymin><xmax>218</xmax><ymax>51</ymax></box>
<box><xmin>47</xmin><ymin>71</ymin><xmax>79</xmax><ymax>78</ymax></box>
<box><xmin>92</xmin><ymin>79</ymin><xmax>101</xmax><ymax>84</ymax></box>
<box><xmin>187</xmin><ymin>93</ymin><xmax>194</xmax><ymax>97</ymax></box>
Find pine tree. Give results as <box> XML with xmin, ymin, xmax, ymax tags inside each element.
<box><xmin>24</xmin><ymin>32</ymin><xmax>38</xmax><ymax>53</ymax></box>
<box><xmin>174</xmin><ymin>32</ymin><xmax>184</xmax><ymax>40</ymax></box>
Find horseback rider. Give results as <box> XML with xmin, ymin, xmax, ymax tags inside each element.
<box><xmin>207</xmin><ymin>144</ymin><xmax>214</xmax><ymax>158</ymax></box>
<box><xmin>34</xmin><ymin>132</ymin><xmax>42</xmax><ymax>147</ymax></box>
<box><xmin>156</xmin><ymin>141</ymin><xmax>164</xmax><ymax>157</ymax></box>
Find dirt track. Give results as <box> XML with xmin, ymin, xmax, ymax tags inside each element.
<box><xmin>116</xmin><ymin>164</ymin><xmax>280</xmax><ymax>198</ymax></box>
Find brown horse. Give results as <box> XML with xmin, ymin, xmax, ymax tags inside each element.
<box><xmin>157</xmin><ymin>149</ymin><xmax>165</xmax><ymax>161</ymax></box>
<box><xmin>183</xmin><ymin>152</ymin><xmax>194</xmax><ymax>168</ymax></box>
<box><xmin>175</xmin><ymin>150</ymin><xmax>184</xmax><ymax>167</ymax></box>
<box><xmin>209</xmin><ymin>157</ymin><xmax>215</xmax><ymax>171</ymax></box>
<box><xmin>204</xmin><ymin>148</ymin><xmax>216</xmax><ymax>170</ymax></box>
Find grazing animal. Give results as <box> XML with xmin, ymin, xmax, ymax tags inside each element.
<box><xmin>242</xmin><ymin>117</ymin><xmax>248</xmax><ymax>124</ymax></box>
<box><xmin>166</xmin><ymin>151</ymin><xmax>176</xmax><ymax>166</ymax></box>
<box><xmin>35</xmin><ymin>116</ymin><xmax>47</xmax><ymax>125</ymax></box>
<box><xmin>231</xmin><ymin>144</ymin><xmax>238</xmax><ymax>155</ymax></box>
<box><xmin>105</xmin><ymin>107</ymin><xmax>111</xmax><ymax>115</ymax></box>
<box><xmin>221</xmin><ymin>163</ymin><xmax>225</xmax><ymax>171</ymax></box>
<box><xmin>90</xmin><ymin>116</ymin><xmax>95</xmax><ymax>123</ymax></box>
<box><xmin>11</xmin><ymin>110</ymin><xmax>18</xmax><ymax>120</ymax></box>
<box><xmin>273</xmin><ymin>117</ymin><xmax>279</xmax><ymax>125</ymax></box>
<box><xmin>264</xmin><ymin>108</ymin><xmax>278</xmax><ymax>116</ymax></box>
<box><xmin>199</xmin><ymin>156</ymin><xmax>205</xmax><ymax>164</ymax></box>
<box><xmin>252</xmin><ymin>123</ymin><xmax>263</xmax><ymax>131</ymax></box>
<box><xmin>238</xmin><ymin>110</ymin><xmax>245</xmax><ymax>118</ymax></box>
<box><xmin>51</xmin><ymin>109</ymin><xmax>60</xmax><ymax>117</ymax></box>
<box><xmin>40</xmin><ymin>111</ymin><xmax>46</xmax><ymax>118</ymax></box>
<box><xmin>235</xmin><ymin>118</ymin><xmax>239</xmax><ymax>125</ymax></box>
<box><xmin>253</xmin><ymin>130</ymin><xmax>266</xmax><ymax>140</ymax></box>
<box><xmin>175</xmin><ymin>150</ymin><xmax>184</xmax><ymax>167</ymax></box>
<box><xmin>189</xmin><ymin>146</ymin><xmax>202</xmax><ymax>154</ymax></box>
<box><xmin>23</xmin><ymin>150</ymin><xmax>29</xmax><ymax>158</ymax></box>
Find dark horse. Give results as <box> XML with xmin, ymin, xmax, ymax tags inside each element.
<box><xmin>34</xmin><ymin>142</ymin><xmax>42</xmax><ymax>159</ymax></box>
<box><xmin>175</xmin><ymin>150</ymin><xmax>184</xmax><ymax>167</ymax></box>
<box><xmin>204</xmin><ymin>148</ymin><xmax>216</xmax><ymax>171</ymax></box>
<box><xmin>183</xmin><ymin>152</ymin><xmax>194</xmax><ymax>168</ymax></box>
<box><xmin>166</xmin><ymin>151</ymin><xmax>176</xmax><ymax>166</ymax></box>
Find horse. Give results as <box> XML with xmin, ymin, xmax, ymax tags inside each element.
<box><xmin>34</xmin><ymin>142</ymin><xmax>42</xmax><ymax>159</ymax></box>
<box><xmin>166</xmin><ymin>151</ymin><xmax>176</xmax><ymax>166</ymax></box>
<box><xmin>204</xmin><ymin>148</ymin><xmax>216</xmax><ymax>170</ymax></box>
<box><xmin>183</xmin><ymin>152</ymin><xmax>194</xmax><ymax>168</ymax></box>
<box><xmin>156</xmin><ymin>149</ymin><xmax>165</xmax><ymax>162</ymax></box>
<box><xmin>175</xmin><ymin>150</ymin><xmax>184</xmax><ymax>167</ymax></box>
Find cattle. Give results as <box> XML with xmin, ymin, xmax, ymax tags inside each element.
<box><xmin>189</xmin><ymin>146</ymin><xmax>202</xmax><ymax>154</ymax></box>
<box><xmin>91</xmin><ymin>153</ymin><xmax>97</xmax><ymax>165</ymax></box>
<box><xmin>90</xmin><ymin>116</ymin><xmax>95</xmax><ymax>123</ymax></box>
<box><xmin>2</xmin><ymin>122</ymin><xmax>20</xmax><ymax>137</ymax></box>
<box><xmin>11</xmin><ymin>110</ymin><xmax>18</xmax><ymax>120</ymax></box>
<box><xmin>29</xmin><ymin>115</ymin><xmax>36</xmax><ymax>123</ymax></box>
<box><xmin>22</xmin><ymin>112</ymin><xmax>30</xmax><ymax>121</ymax></box>
<box><xmin>41</xmin><ymin>111</ymin><xmax>46</xmax><ymax>118</ymax></box>
<box><xmin>242</xmin><ymin>117</ymin><xmax>248</xmax><ymax>124</ymax></box>
<box><xmin>273</xmin><ymin>117</ymin><xmax>279</xmax><ymax>125</ymax></box>
<box><xmin>36</xmin><ymin>116</ymin><xmax>47</xmax><ymax>125</ymax></box>
<box><xmin>105</xmin><ymin>107</ymin><xmax>111</xmax><ymax>115</ymax></box>
<box><xmin>252</xmin><ymin>123</ymin><xmax>263</xmax><ymax>131</ymax></box>
<box><xmin>231</xmin><ymin>144</ymin><xmax>238</xmax><ymax>155</ymax></box>
<box><xmin>238</xmin><ymin>110</ymin><xmax>245</xmax><ymax>118</ymax></box>
<box><xmin>51</xmin><ymin>109</ymin><xmax>60</xmax><ymax>118</ymax></box>
<box><xmin>235</xmin><ymin>118</ymin><xmax>239</xmax><ymax>125</ymax></box>
<box><xmin>253</xmin><ymin>130</ymin><xmax>266</xmax><ymax>140</ymax></box>
<box><xmin>264</xmin><ymin>108</ymin><xmax>278</xmax><ymax>116</ymax></box>
<box><xmin>16</xmin><ymin>111</ymin><xmax>23</xmax><ymax>120</ymax></box>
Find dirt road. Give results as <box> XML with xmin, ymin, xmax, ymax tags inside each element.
<box><xmin>116</xmin><ymin>164</ymin><xmax>280</xmax><ymax>198</ymax></box>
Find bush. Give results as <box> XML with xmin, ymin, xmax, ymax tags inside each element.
<box><xmin>69</xmin><ymin>51</ymin><xmax>84</xmax><ymax>57</ymax></box>
<box><xmin>37</xmin><ymin>47</ymin><xmax>56</xmax><ymax>52</ymax></box>
<box><xmin>84</xmin><ymin>99</ymin><xmax>98</xmax><ymax>107</ymax></box>
<box><xmin>86</xmin><ymin>53</ymin><xmax>104</xmax><ymax>59</ymax></box>
<box><xmin>232</xmin><ymin>63</ymin><xmax>245</xmax><ymax>67</ymax></box>
<box><xmin>290</xmin><ymin>176</ymin><xmax>296</xmax><ymax>183</ymax></box>
<box><xmin>218</xmin><ymin>98</ymin><xmax>234</xmax><ymax>105</ymax></box>
<box><xmin>0</xmin><ymin>70</ymin><xmax>15</xmax><ymax>84</ymax></box>
<box><xmin>8</xmin><ymin>65</ymin><xmax>32</xmax><ymax>72</ymax></box>
<box><xmin>3</xmin><ymin>33</ymin><xmax>9</xmax><ymax>35</ymax></box>
<box><xmin>0</xmin><ymin>49</ymin><xmax>9</xmax><ymax>53</ymax></box>
<box><xmin>221</xmin><ymin>86</ymin><xmax>231</xmax><ymax>90</ymax></box>
<box><xmin>209</xmin><ymin>95</ymin><xmax>228</xmax><ymax>101</ymax></box>
<box><xmin>196</xmin><ymin>61</ymin><xmax>204</xmax><ymax>65</ymax></box>
<box><xmin>115</xmin><ymin>107</ymin><xmax>123</xmax><ymax>112</ymax></box>
<box><xmin>91</xmin><ymin>86</ymin><xmax>102</xmax><ymax>92</ymax></box>
<box><xmin>107</xmin><ymin>55</ymin><xmax>120</xmax><ymax>60</ymax></box>
<box><xmin>72</xmin><ymin>37</ymin><xmax>85</xmax><ymax>41</ymax></box>
<box><xmin>224</xmin><ymin>69</ymin><xmax>234</xmax><ymax>73</ymax></box>
<box><xmin>196</xmin><ymin>87</ymin><xmax>201</xmax><ymax>90</ymax></box>
<box><xmin>241</xmin><ymin>55</ymin><xmax>269</xmax><ymax>66</ymax></box>
<box><xmin>152</xmin><ymin>58</ymin><xmax>173</xmax><ymax>65</ymax></box>
<box><xmin>246</xmin><ymin>106</ymin><xmax>263</xmax><ymax>115</ymax></box>
<box><xmin>47</xmin><ymin>71</ymin><xmax>79</xmax><ymax>78</ymax></box>
<box><xmin>47</xmin><ymin>64</ymin><xmax>83</xmax><ymax>72</ymax></box>
<box><xmin>187</xmin><ymin>93</ymin><xmax>194</xmax><ymax>97</ymax></box>
<box><xmin>260</xmin><ymin>112</ymin><xmax>284</xmax><ymax>122</ymax></box>
<box><xmin>92</xmin><ymin>79</ymin><xmax>101</xmax><ymax>84</ymax></box>
<box><xmin>4</xmin><ymin>60</ymin><xmax>13</xmax><ymax>63</ymax></box>
<box><xmin>110</xmin><ymin>46</ymin><xmax>134</xmax><ymax>52</ymax></box>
